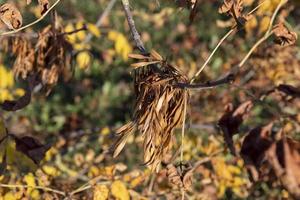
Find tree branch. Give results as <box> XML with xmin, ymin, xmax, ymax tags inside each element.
<box><xmin>121</xmin><ymin>0</ymin><xmax>146</xmax><ymax>53</ymax></box>
<box><xmin>83</xmin><ymin>0</ymin><xmax>117</xmax><ymax>43</ymax></box>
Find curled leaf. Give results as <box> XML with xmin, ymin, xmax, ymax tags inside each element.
<box><xmin>0</xmin><ymin>3</ymin><xmax>22</xmax><ymax>30</ymax></box>
<box><xmin>38</xmin><ymin>0</ymin><xmax>49</xmax><ymax>15</ymax></box>
<box><xmin>273</xmin><ymin>23</ymin><xmax>298</xmax><ymax>46</ymax></box>
<box><xmin>240</xmin><ymin>123</ymin><xmax>274</xmax><ymax>181</ymax></box>
<box><xmin>218</xmin><ymin>100</ymin><xmax>253</xmax><ymax>155</ymax></box>
<box><xmin>166</xmin><ymin>163</ymin><xmax>193</xmax><ymax>190</ymax></box>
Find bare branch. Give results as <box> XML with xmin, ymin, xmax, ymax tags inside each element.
<box><xmin>121</xmin><ymin>0</ymin><xmax>146</xmax><ymax>53</ymax></box>
<box><xmin>83</xmin><ymin>0</ymin><xmax>117</xmax><ymax>43</ymax></box>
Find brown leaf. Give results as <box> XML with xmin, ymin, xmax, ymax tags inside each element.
<box><xmin>218</xmin><ymin>0</ymin><xmax>249</xmax><ymax>28</ymax></box>
<box><xmin>218</xmin><ymin>100</ymin><xmax>253</xmax><ymax>155</ymax></box>
<box><xmin>240</xmin><ymin>123</ymin><xmax>274</xmax><ymax>181</ymax></box>
<box><xmin>266</xmin><ymin>137</ymin><xmax>300</xmax><ymax>198</ymax></box>
<box><xmin>218</xmin><ymin>0</ymin><xmax>234</xmax><ymax>14</ymax></box>
<box><xmin>189</xmin><ymin>0</ymin><xmax>200</xmax><ymax>23</ymax></box>
<box><xmin>276</xmin><ymin>84</ymin><xmax>300</xmax><ymax>98</ymax></box>
<box><xmin>38</xmin><ymin>0</ymin><xmax>49</xmax><ymax>15</ymax></box>
<box><xmin>273</xmin><ymin>23</ymin><xmax>298</xmax><ymax>46</ymax></box>
<box><xmin>166</xmin><ymin>163</ymin><xmax>193</xmax><ymax>190</ymax></box>
<box><xmin>15</xmin><ymin>136</ymin><xmax>51</xmax><ymax>164</ymax></box>
<box><xmin>0</xmin><ymin>3</ymin><xmax>22</xmax><ymax>30</ymax></box>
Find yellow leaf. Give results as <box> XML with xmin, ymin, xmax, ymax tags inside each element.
<box><xmin>87</xmin><ymin>23</ymin><xmax>101</xmax><ymax>38</ymax></box>
<box><xmin>0</xmin><ymin>65</ymin><xmax>14</xmax><ymax>89</ymax></box>
<box><xmin>108</xmin><ymin>31</ymin><xmax>132</xmax><ymax>61</ymax></box>
<box><xmin>42</xmin><ymin>165</ymin><xmax>60</xmax><ymax>177</ymax></box>
<box><xmin>64</xmin><ymin>23</ymin><xmax>76</xmax><ymax>44</ymax></box>
<box><xmin>4</xmin><ymin>192</ymin><xmax>17</xmax><ymax>200</ymax></box>
<box><xmin>93</xmin><ymin>184</ymin><xmax>109</xmax><ymax>200</ymax></box>
<box><xmin>76</xmin><ymin>51</ymin><xmax>91</xmax><ymax>69</ymax></box>
<box><xmin>259</xmin><ymin>16</ymin><xmax>271</xmax><ymax>34</ymax></box>
<box><xmin>111</xmin><ymin>180</ymin><xmax>130</xmax><ymax>200</ymax></box>
<box><xmin>0</xmin><ymin>89</ymin><xmax>13</xmax><ymax>102</ymax></box>
<box><xmin>14</xmin><ymin>88</ymin><xmax>25</xmax><ymax>97</ymax></box>
<box><xmin>101</xmin><ymin>127</ymin><xmax>110</xmax><ymax>135</ymax></box>
<box><xmin>76</xmin><ymin>21</ymin><xmax>87</xmax><ymax>41</ymax></box>
<box><xmin>24</xmin><ymin>172</ymin><xmax>40</xmax><ymax>199</ymax></box>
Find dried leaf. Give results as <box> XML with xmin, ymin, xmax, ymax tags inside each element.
<box><xmin>266</xmin><ymin>137</ymin><xmax>300</xmax><ymax>198</ymax></box>
<box><xmin>15</xmin><ymin>136</ymin><xmax>51</xmax><ymax>164</ymax></box>
<box><xmin>38</xmin><ymin>0</ymin><xmax>49</xmax><ymax>15</ymax></box>
<box><xmin>0</xmin><ymin>3</ymin><xmax>22</xmax><ymax>30</ymax></box>
<box><xmin>276</xmin><ymin>84</ymin><xmax>300</xmax><ymax>98</ymax></box>
<box><xmin>218</xmin><ymin>100</ymin><xmax>253</xmax><ymax>155</ymax></box>
<box><xmin>218</xmin><ymin>0</ymin><xmax>249</xmax><ymax>28</ymax></box>
<box><xmin>167</xmin><ymin>163</ymin><xmax>193</xmax><ymax>190</ymax></box>
<box><xmin>240</xmin><ymin>123</ymin><xmax>274</xmax><ymax>181</ymax></box>
<box><xmin>273</xmin><ymin>23</ymin><xmax>298</xmax><ymax>46</ymax></box>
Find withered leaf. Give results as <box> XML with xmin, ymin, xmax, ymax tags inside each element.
<box><xmin>276</xmin><ymin>84</ymin><xmax>300</xmax><ymax>98</ymax></box>
<box><xmin>265</xmin><ymin>137</ymin><xmax>300</xmax><ymax>198</ymax></box>
<box><xmin>166</xmin><ymin>163</ymin><xmax>193</xmax><ymax>190</ymax></box>
<box><xmin>1</xmin><ymin>74</ymin><xmax>39</xmax><ymax>111</ymax></box>
<box><xmin>240</xmin><ymin>123</ymin><xmax>274</xmax><ymax>181</ymax></box>
<box><xmin>218</xmin><ymin>100</ymin><xmax>253</xmax><ymax>155</ymax></box>
<box><xmin>189</xmin><ymin>0</ymin><xmax>200</xmax><ymax>23</ymax></box>
<box><xmin>0</xmin><ymin>3</ymin><xmax>22</xmax><ymax>30</ymax></box>
<box><xmin>273</xmin><ymin>23</ymin><xmax>298</xmax><ymax>46</ymax></box>
<box><xmin>15</xmin><ymin>136</ymin><xmax>51</xmax><ymax>164</ymax></box>
<box><xmin>218</xmin><ymin>0</ymin><xmax>234</xmax><ymax>14</ymax></box>
<box><xmin>38</xmin><ymin>0</ymin><xmax>49</xmax><ymax>15</ymax></box>
<box><xmin>218</xmin><ymin>0</ymin><xmax>248</xmax><ymax>28</ymax></box>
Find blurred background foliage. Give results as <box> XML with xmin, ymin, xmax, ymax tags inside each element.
<box><xmin>0</xmin><ymin>0</ymin><xmax>299</xmax><ymax>199</ymax></box>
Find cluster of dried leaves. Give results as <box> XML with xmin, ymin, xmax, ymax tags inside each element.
<box><xmin>166</xmin><ymin>163</ymin><xmax>193</xmax><ymax>190</ymax></box>
<box><xmin>218</xmin><ymin>85</ymin><xmax>300</xmax><ymax>198</ymax></box>
<box><xmin>0</xmin><ymin>24</ymin><xmax>73</xmax><ymax>111</ymax></box>
<box><xmin>218</xmin><ymin>0</ymin><xmax>253</xmax><ymax>29</ymax></box>
<box><xmin>113</xmin><ymin>50</ymin><xmax>189</xmax><ymax>171</ymax></box>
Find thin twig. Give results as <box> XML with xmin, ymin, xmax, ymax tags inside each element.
<box><xmin>182</xmin><ymin>0</ymin><xmax>286</xmax><ymax>90</ymax></box>
<box><xmin>0</xmin><ymin>0</ymin><xmax>61</xmax><ymax>36</ymax></box>
<box><xmin>180</xmin><ymin>90</ymin><xmax>188</xmax><ymax>162</ymax></box>
<box><xmin>121</xmin><ymin>0</ymin><xmax>146</xmax><ymax>53</ymax></box>
<box><xmin>177</xmin><ymin>71</ymin><xmax>236</xmax><ymax>90</ymax></box>
<box><xmin>83</xmin><ymin>0</ymin><xmax>117</xmax><ymax>43</ymax></box>
<box><xmin>238</xmin><ymin>0</ymin><xmax>287</xmax><ymax>67</ymax></box>
<box><xmin>0</xmin><ymin>183</ymin><xmax>66</xmax><ymax>196</ymax></box>
<box><xmin>190</xmin><ymin>0</ymin><xmax>267</xmax><ymax>83</ymax></box>
<box><xmin>190</xmin><ymin>29</ymin><xmax>234</xmax><ymax>83</ymax></box>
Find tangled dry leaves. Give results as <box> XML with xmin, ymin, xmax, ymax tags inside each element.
<box><xmin>113</xmin><ymin>50</ymin><xmax>189</xmax><ymax>171</ymax></box>
<box><xmin>166</xmin><ymin>163</ymin><xmax>193</xmax><ymax>190</ymax></box>
<box><xmin>218</xmin><ymin>0</ymin><xmax>251</xmax><ymax>28</ymax></box>
<box><xmin>4</xmin><ymin>24</ymin><xmax>73</xmax><ymax>90</ymax></box>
